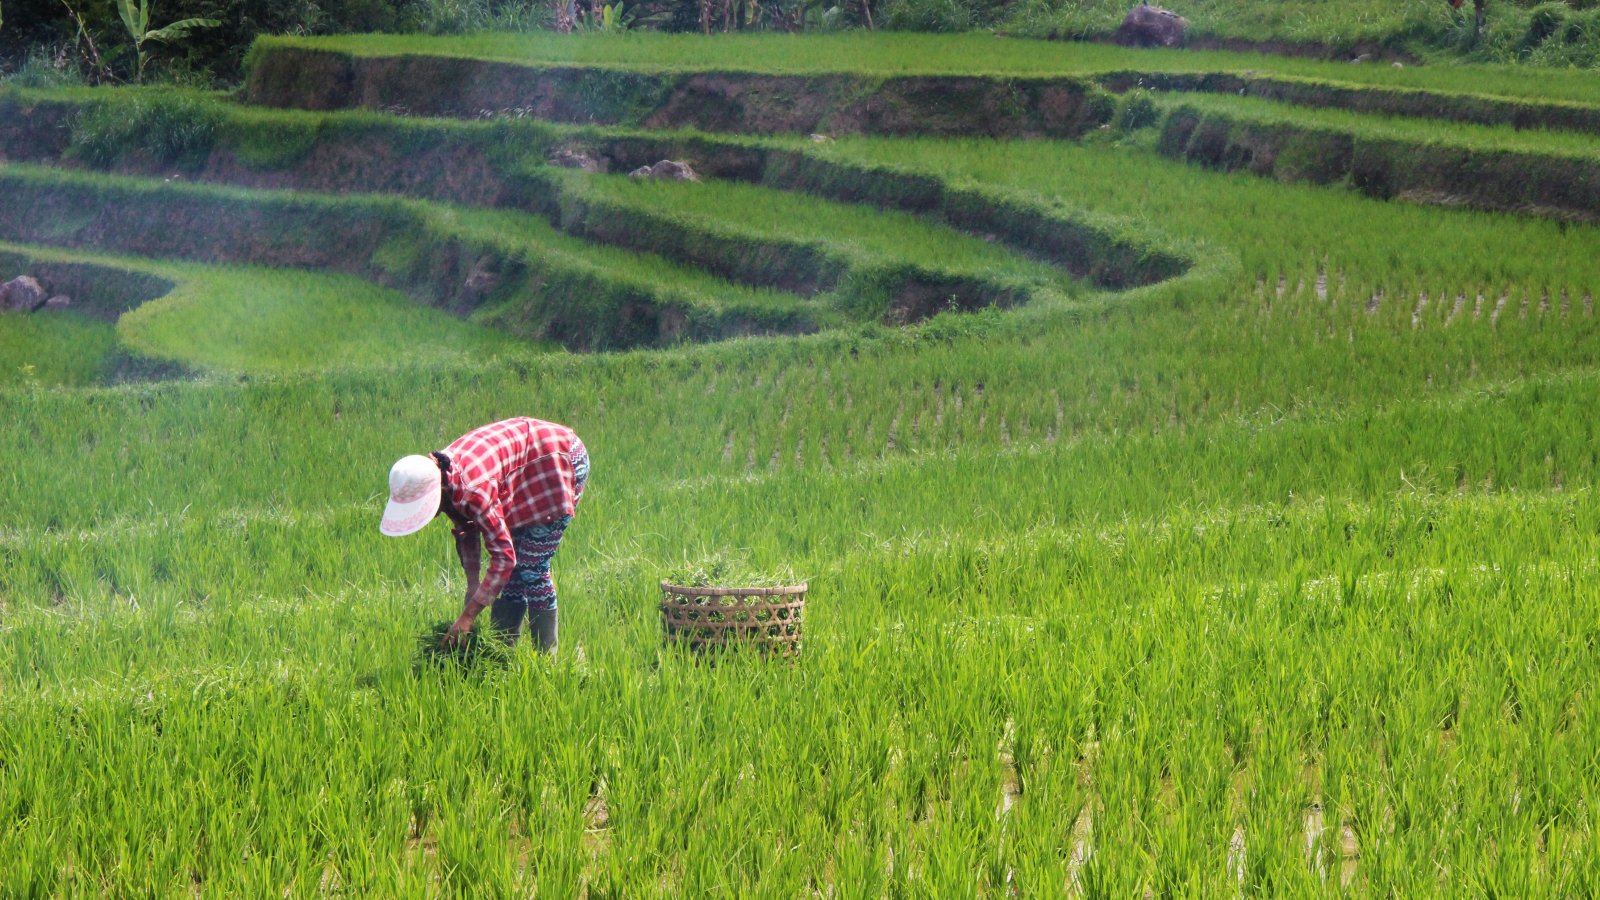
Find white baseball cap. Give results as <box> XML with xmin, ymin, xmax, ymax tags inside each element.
<box><xmin>380</xmin><ymin>454</ymin><xmax>442</xmax><ymax>537</ymax></box>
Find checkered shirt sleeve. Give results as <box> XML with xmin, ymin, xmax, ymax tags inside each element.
<box><xmin>443</xmin><ymin>418</ymin><xmax>585</xmax><ymax>602</ymax></box>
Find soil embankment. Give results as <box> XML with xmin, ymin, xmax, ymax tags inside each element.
<box><xmin>244</xmin><ymin>46</ymin><xmax>1116</xmax><ymax>139</ymax></box>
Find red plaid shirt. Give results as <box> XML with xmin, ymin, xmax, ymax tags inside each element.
<box><xmin>441</xmin><ymin>418</ymin><xmax>585</xmax><ymax>604</ymax></box>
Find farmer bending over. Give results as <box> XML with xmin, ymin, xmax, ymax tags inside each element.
<box><xmin>380</xmin><ymin>417</ymin><xmax>589</xmax><ymax>652</ymax></box>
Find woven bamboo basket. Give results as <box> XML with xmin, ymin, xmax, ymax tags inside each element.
<box><xmin>659</xmin><ymin>581</ymin><xmax>807</xmax><ymax>657</ymax></box>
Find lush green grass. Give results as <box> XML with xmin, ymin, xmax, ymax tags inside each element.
<box><xmin>0</xmin><ymin>241</ymin><xmax>536</xmax><ymax>379</ymax></box>
<box><xmin>256</xmin><ymin>31</ymin><xmax>1600</xmax><ymax>107</ymax></box>
<box><xmin>9</xmin><ymin>34</ymin><xmax>1600</xmax><ymax>895</ymax></box>
<box><xmin>119</xmin><ymin>263</ymin><xmax>534</xmax><ymax>375</ymax></box>
<box><xmin>0</xmin><ymin>309</ymin><xmax>119</xmax><ymax>386</ymax></box>
<box><xmin>0</xmin><ymin>244</ymin><xmax>166</xmax><ymax>385</ymax></box>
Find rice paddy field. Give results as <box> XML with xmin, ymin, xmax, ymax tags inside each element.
<box><xmin>4</xmin><ymin>32</ymin><xmax>1600</xmax><ymax>896</ymax></box>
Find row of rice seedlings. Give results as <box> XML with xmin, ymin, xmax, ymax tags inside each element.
<box><xmin>0</xmin><ymin>310</ymin><xmax>119</xmax><ymax>386</ymax></box>
<box><xmin>120</xmin><ymin>263</ymin><xmax>531</xmax><ymax>375</ymax></box>
<box><xmin>565</xmin><ymin>168</ymin><xmax>1080</xmax><ymax>290</ymax></box>
<box><xmin>4</xmin><ymin>227</ymin><xmax>1598</xmax><ymax>532</ymax></box>
<box><xmin>5</xmin><ymin>481</ymin><xmax>1598</xmax><ymax>890</ymax></box>
<box><xmin>806</xmin><ymin>133</ymin><xmax>1600</xmax><ymax>291</ymax></box>
<box><xmin>9</xmin><ymin>333</ymin><xmax>1600</xmax><ymax>633</ymax></box>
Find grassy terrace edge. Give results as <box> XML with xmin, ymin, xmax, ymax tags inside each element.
<box><xmin>246</xmin><ymin>33</ymin><xmax>1600</xmax><ymax>128</ymax></box>
<box><xmin>0</xmin><ymin>88</ymin><xmax>1191</xmax><ymax>328</ymax></box>
<box><xmin>159</xmin><ymin>54</ymin><xmax>1600</xmax><ymax>234</ymax></box>
<box><xmin>1156</xmin><ymin>96</ymin><xmax>1600</xmax><ymax>222</ymax></box>
<box><xmin>1106</xmin><ymin>70</ymin><xmax>1600</xmax><ymax>138</ymax></box>
<box><xmin>0</xmin><ymin>161</ymin><xmax>823</xmax><ymax>351</ymax></box>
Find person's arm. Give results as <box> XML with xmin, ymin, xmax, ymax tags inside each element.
<box><xmin>452</xmin><ymin>522</ymin><xmax>482</xmax><ymax>606</ymax></box>
<box><xmin>444</xmin><ymin>498</ymin><xmax>516</xmax><ymax>644</ymax></box>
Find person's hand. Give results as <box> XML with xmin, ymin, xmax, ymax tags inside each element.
<box><xmin>440</xmin><ymin>609</ymin><xmax>479</xmax><ymax>648</ymax></box>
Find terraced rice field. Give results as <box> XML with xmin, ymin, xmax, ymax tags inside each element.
<box><xmin>3</xmin><ymin>33</ymin><xmax>1600</xmax><ymax>895</ymax></box>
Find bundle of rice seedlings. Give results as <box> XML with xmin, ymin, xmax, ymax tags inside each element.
<box><xmin>414</xmin><ymin>620</ymin><xmax>514</xmax><ymax>673</ymax></box>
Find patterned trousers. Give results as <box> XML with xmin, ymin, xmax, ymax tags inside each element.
<box><xmin>497</xmin><ymin>443</ymin><xmax>589</xmax><ymax>614</ymax></box>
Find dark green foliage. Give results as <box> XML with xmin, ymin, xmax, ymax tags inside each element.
<box><xmin>1459</xmin><ymin>0</ymin><xmax>1600</xmax><ymax>64</ymax></box>
<box><xmin>1523</xmin><ymin>1</ymin><xmax>1567</xmax><ymax>46</ymax></box>
<box><xmin>68</xmin><ymin>90</ymin><xmax>224</xmax><ymax>169</ymax></box>
<box><xmin>571</xmin><ymin>68</ymin><xmax>671</xmax><ymax>124</ymax></box>
<box><xmin>881</xmin><ymin>0</ymin><xmax>989</xmax><ymax>32</ymax></box>
<box><xmin>406</xmin><ymin>0</ymin><xmax>550</xmax><ymax>35</ymax></box>
<box><xmin>5</xmin><ymin>45</ymin><xmax>86</xmax><ymax>88</ymax></box>
<box><xmin>1112</xmin><ymin>89</ymin><xmax>1160</xmax><ymax>132</ymax></box>
<box><xmin>0</xmin><ymin>0</ymin><xmax>438</xmax><ymax>86</ymax></box>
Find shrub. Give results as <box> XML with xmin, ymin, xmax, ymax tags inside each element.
<box><xmin>0</xmin><ymin>0</ymin><xmax>437</xmax><ymax>86</ymax></box>
<box><xmin>1112</xmin><ymin>89</ymin><xmax>1160</xmax><ymax>132</ymax></box>
<box><xmin>2</xmin><ymin>44</ymin><xmax>86</xmax><ymax>87</ymax></box>
<box><xmin>407</xmin><ymin>0</ymin><xmax>549</xmax><ymax>34</ymax></box>
<box><xmin>880</xmin><ymin>0</ymin><xmax>983</xmax><ymax>31</ymax></box>
<box><xmin>1522</xmin><ymin>0</ymin><xmax>1567</xmax><ymax>46</ymax></box>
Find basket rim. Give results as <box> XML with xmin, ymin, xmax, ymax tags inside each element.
<box><xmin>660</xmin><ymin>581</ymin><xmax>808</xmax><ymax>597</ymax></box>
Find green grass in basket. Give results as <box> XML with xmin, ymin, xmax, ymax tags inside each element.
<box><xmin>663</xmin><ymin>552</ymin><xmax>804</xmax><ymax>591</ymax></box>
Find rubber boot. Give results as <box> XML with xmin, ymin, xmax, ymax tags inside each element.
<box><xmin>529</xmin><ymin>607</ymin><xmax>558</xmax><ymax>655</ymax></box>
<box><xmin>490</xmin><ymin>599</ymin><xmax>528</xmax><ymax>645</ymax></box>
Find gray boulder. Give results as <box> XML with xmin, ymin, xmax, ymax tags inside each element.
<box><xmin>548</xmin><ymin>148</ymin><xmax>604</xmax><ymax>173</ymax></box>
<box><xmin>0</xmin><ymin>276</ymin><xmax>49</xmax><ymax>313</ymax></box>
<box><xmin>43</xmin><ymin>295</ymin><xmax>73</xmax><ymax>312</ymax></box>
<box><xmin>1116</xmin><ymin>2</ymin><xmax>1187</xmax><ymax>48</ymax></box>
<box><xmin>628</xmin><ymin>159</ymin><xmax>700</xmax><ymax>182</ymax></box>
